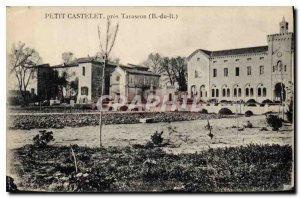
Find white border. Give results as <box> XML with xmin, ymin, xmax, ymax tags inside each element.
<box><xmin>1</xmin><ymin>1</ymin><xmax>299</xmax><ymax>198</ymax></box>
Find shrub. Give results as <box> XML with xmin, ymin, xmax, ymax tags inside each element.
<box><xmin>218</xmin><ymin>108</ymin><xmax>233</xmax><ymax>115</ymax></box>
<box><xmin>6</xmin><ymin>176</ymin><xmax>18</xmax><ymax>192</ymax></box>
<box><xmin>285</xmin><ymin>99</ymin><xmax>293</xmax><ymax>123</ymax></box>
<box><xmin>151</xmin><ymin>131</ymin><xmax>164</xmax><ymax>146</ymax></box>
<box><xmin>33</xmin><ymin>130</ymin><xmax>55</xmax><ymax>148</ymax></box>
<box><xmin>245</xmin><ymin>110</ymin><xmax>253</xmax><ymax>117</ymax></box>
<box><xmin>200</xmin><ymin>109</ymin><xmax>208</xmax><ymax>114</ymax></box>
<box><xmin>266</xmin><ymin>115</ymin><xmax>283</xmax><ymax>131</ymax></box>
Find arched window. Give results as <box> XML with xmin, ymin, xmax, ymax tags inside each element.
<box><xmin>81</xmin><ymin>86</ymin><xmax>89</xmax><ymax>96</ymax></box>
<box><xmin>200</xmin><ymin>91</ymin><xmax>203</xmax><ymax>97</ymax></box>
<box><xmin>258</xmin><ymin>88</ymin><xmax>261</xmax><ymax>97</ymax></box>
<box><xmin>222</xmin><ymin>89</ymin><xmax>226</xmax><ymax>97</ymax></box>
<box><xmin>212</xmin><ymin>89</ymin><xmax>215</xmax><ymax>97</ymax></box>
<box><xmin>227</xmin><ymin>88</ymin><xmax>230</xmax><ymax>97</ymax></box>
<box><xmin>195</xmin><ymin>70</ymin><xmax>199</xmax><ymax>78</ymax></box>
<box><xmin>263</xmin><ymin>88</ymin><xmax>267</xmax><ymax>97</ymax></box>
<box><xmin>284</xmin><ymin>65</ymin><xmax>286</xmax><ymax>72</ymax></box>
<box><xmin>238</xmin><ymin>88</ymin><xmax>242</xmax><ymax>97</ymax></box>
<box><xmin>246</xmin><ymin>88</ymin><xmax>249</xmax><ymax>97</ymax></box>
<box><xmin>250</xmin><ymin>88</ymin><xmax>254</xmax><ymax>97</ymax></box>
<box><xmin>216</xmin><ymin>89</ymin><xmax>219</xmax><ymax>97</ymax></box>
<box><xmin>234</xmin><ymin>88</ymin><xmax>237</xmax><ymax>97</ymax></box>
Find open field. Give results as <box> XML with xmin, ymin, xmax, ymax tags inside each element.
<box><xmin>7</xmin><ymin>115</ymin><xmax>293</xmax><ymax>153</ymax></box>
<box><xmin>7</xmin><ymin>115</ymin><xmax>294</xmax><ymax>192</ymax></box>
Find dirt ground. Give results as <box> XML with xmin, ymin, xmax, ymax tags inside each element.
<box><xmin>7</xmin><ymin>115</ymin><xmax>293</xmax><ymax>154</ymax></box>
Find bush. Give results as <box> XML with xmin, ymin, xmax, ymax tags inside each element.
<box><xmin>285</xmin><ymin>99</ymin><xmax>293</xmax><ymax>123</ymax></box>
<box><xmin>245</xmin><ymin>110</ymin><xmax>253</xmax><ymax>117</ymax></box>
<box><xmin>33</xmin><ymin>130</ymin><xmax>55</xmax><ymax>148</ymax></box>
<box><xmin>200</xmin><ymin>109</ymin><xmax>208</xmax><ymax>114</ymax></box>
<box><xmin>6</xmin><ymin>176</ymin><xmax>18</xmax><ymax>192</ymax></box>
<box><xmin>266</xmin><ymin>115</ymin><xmax>283</xmax><ymax>131</ymax></box>
<box><xmin>218</xmin><ymin>108</ymin><xmax>233</xmax><ymax>115</ymax></box>
<box><xmin>151</xmin><ymin>131</ymin><xmax>164</xmax><ymax>146</ymax></box>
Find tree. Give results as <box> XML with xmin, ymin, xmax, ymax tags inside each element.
<box><xmin>57</xmin><ymin>52</ymin><xmax>77</xmax><ymax>101</ymax></box>
<box><xmin>160</xmin><ymin>57</ymin><xmax>176</xmax><ymax>86</ymax></box>
<box><xmin>143</xmin><ymin>53</ymin><xmax>164</xmax><ymax>75</ymax></box>
<box><xmin>9</xmin><ymin>42</ymin><xmax>42</xmax><ymax>105</ymax></box>
<box><xmin>169</xmin><ymin>57</ymin><xmax>187</xmax><ymax>91</ymax></box>
<box><xmin>62</xmin><ymin>52</ymin><xmax>75</xmax><ymax>65</ymax></box>
<box><xmin>96</xmin><ymin>19</ymin><xmax>119</xmax><ymax>147</ymax></box>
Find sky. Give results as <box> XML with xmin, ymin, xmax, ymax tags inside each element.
<box><xmin>7</xmin><ymin>6</ymin><xmax>293</xmax><ymax>67</ymax></box>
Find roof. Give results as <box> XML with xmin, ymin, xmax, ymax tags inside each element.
<box><xmin>118</xmin><ymin>64</ymin><xmax>160</xmax><ymax>76</ymax></box>
<box><xmin>188</xmin><ymin>46</ymin><xmax>268</xmax><ymax>60</ymax></box>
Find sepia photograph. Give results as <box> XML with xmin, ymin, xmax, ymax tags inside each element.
<box><xmin>5</xmin><ymin>6</ymin><xmax>295</xmax><ymax>193</ymax></box>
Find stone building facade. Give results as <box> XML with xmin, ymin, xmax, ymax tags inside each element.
<box><xmin>187</xmin><ymin>18</ymin><xmax>294</xmax><ymax>103</ymax></box>
<box><xmin>110</xmin><ymin>64</ymin><xmax>160</xmax><ymax>101</ymax></box>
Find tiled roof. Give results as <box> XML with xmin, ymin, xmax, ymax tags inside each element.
<box><xmin>125</xmin><ymin>69</ymin><xmax>160</xmax><ymax>76</ymax></box>
<box><xmin>188</xmin><ymin>45</ymin><xmax>268</xmax><ymax>60</ymax></box>
<box><xmin>211</xmin><ymin>46</ymin><xmax>268</xmax><ymax>57</ymax></box>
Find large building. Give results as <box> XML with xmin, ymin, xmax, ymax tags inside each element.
<box><xmin>29</xmin><ymin>57</ymin><xmax>160</xmax><ymax>104</ymax></box>
<box><xmin>187</xmin><ymin>17</ymin><xmax>294</xmax><ymax>104</ymax></box>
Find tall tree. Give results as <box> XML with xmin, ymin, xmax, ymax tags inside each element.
<box><xmin>96</xmin><ymin>19</ymin><xmax>119</xmax><ymax>147</ymax></box>
<box><xmin>9</xmin><ymin>42</ymin><xmax>42</xmax><ymax>105</ymax></box>
<box><xmin>143</xmin><ymin>53</ymin><xmax>164</xmax><ymax>75</ymax></box>
<box><xmin>170</xmin><ymin>57</ymin><xmax>187</xmax><ymax>91</ymax></box>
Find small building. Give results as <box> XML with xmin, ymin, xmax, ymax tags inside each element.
<box><xmin>110</xmin><ymin>64</ymin><xmax>160</xmax><ymax>101</ymax></box>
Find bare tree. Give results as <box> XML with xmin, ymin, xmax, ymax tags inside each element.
<box><xmin>143</xmin><ymin>53</ymin><xmax>164</xmax><ymax>75</ymax></box>
<box><xmin>62</xmin><ymin>52</ymin><xmax>75</xmax><ymax>65</ymax></box>
<box><xmin>96</xmin><ymin>19</ymin><xmax>119</xmax><ymax>147</ymax></box>
<box><xmin>9</xmin><ymin>42</ymin><xmax>42</xmax><ymax>105</ymax></box>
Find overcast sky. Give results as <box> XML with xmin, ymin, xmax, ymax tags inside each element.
<box><xmin>7</xmin><ymin>7</ymin><xmax>293</xmax><ymax>66</ymax></box>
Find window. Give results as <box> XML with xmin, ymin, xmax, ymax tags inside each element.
<box><xmin>224</xmin><ymin>68</ymin><xmax>228</xmax><ymax>77</ymax></box>
<box><xmin>224</xmin><ymin>60</ymin><xmax>228</xmax><ymax>63</ymax></box>
<box><xmin>247</xmin><ymin>66</ymin><xmax>252</xmax><ymax>75</ymax></box>
<box><xmin>213</xmin><ymin>60</ymin><xmax>217</xmax><ymax>63</ymax></box>
<box><xmin>260</xmin><ymin>66</ymin><xmax>264</xmax><ymax>75</ymax></box>
<box><xmin>195</xmin><ymin>70</ymin><xmax>199</xmax><ymax>78</ymax></box>
<box><xmin>234</xmin><ymin>88</ymin><xmax>237</xmax><ymax>97</ymax></box>
<box><xmin>260</xmin><ymin>57</ymin><xmax>264</xmax><ymax>60</ymax></box>
<box><xmin>222</xmin><ymin>89</ymin><xmax>226</xmax><ymax>97</ymax></box>
<box><xmin>235</xmin><ymin>59</ymin><xmax>239</xmax><ymax>62</ymax></box>
<box><xmin>197</xmin><ymin>57</ymin><xmax>200</xmax><ymax>61</ymax></box>
<box><xmin>250</xmin><ymin>88</ymin><xmax>254</xmax><ymax>97</ymax></box>
<box><xmin>81</xmin><ymin>86</ymin><xmax>89</xmax><ymax>96</ymax></box>
<box><xmin>97</xmin><ymin>68</ymin><xmax>101</xmax><ymax>76</ymax></box>
<box><xmin>238</xmin><ymin>88</ymin><xmax>242</xmax><ymax>97</ymax></box>
<box><xmin>263</xmin><ymin>88</ymin><xmax>267</xmax><ymax>97</ymax></box>
<box><xmin>116</xmin><ymin>76</ymin><xmax>120</xmax><ymax>81</ymax></box>
<box><xmin>246</xmin><ymin>88</ymin><xmax>249</xmax><ymax>97</ymax></box>
<box><xmin>235</xmin><ymin>67</ymin><xmax>240</xmax><ymax>76</ymax></box>
<box><xmin>213</xmin><ymin>69</ymin><xmax>217</xmax><ymax>77</ymax></box>
<box><xmin>227</xmin><ymin>88</ymin><xmax>230</xmax><ymax>97</ymax></box>
<box><xmin>258</xmin><ymin>88</ymin><xmax>262</xmax><ymax>97</ymax></box>
<box><xmin>212</xmin><ymin>89</ymin><xmax>215</xmax><ymax>97</ymax></box>
<box><xmin>82</xmin><ymin>67</ymin><xmax>85</xmax><ymax>76</ymax></box>
<box><xmin>273</xmin><ymin>66</ymin><xmax>275</xmax><ymax>72</ymax></box>
<box><xmin>216</xmin><ymin>89</ymin><xmax>219</xmax><ymax>97</ymax></box>
<box><xmin>284</xmin><ymin>65</ymin><xmax>286</xmax><ymax>72</ymax></box>
<box><xmin>247</xmin><ymin>58</ymin><xmax>252</xmax><ymax>61</ymax></box>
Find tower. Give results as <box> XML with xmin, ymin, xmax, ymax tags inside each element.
<box><xmin>279</xmin><ymin>16</ymin><xmax>288</xmax><ymax>34</ymax></box>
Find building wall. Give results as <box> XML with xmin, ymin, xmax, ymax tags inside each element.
<box><xmin>77</xmin><ymin>62</ymin><xmax>92</xmax><ymax>103</ymax></box>
<box><xmin>209</xmin><ymin>52</ymin><xmax>270</xmax><ymax>103</ymax></box>
<box><xmin>187</xmin><ymin>20</ymin><xmax>294</xmax><ymax>104</ymax></box>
